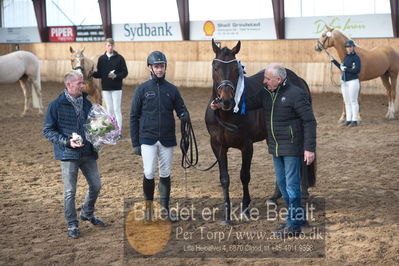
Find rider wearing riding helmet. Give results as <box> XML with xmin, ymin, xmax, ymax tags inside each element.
<box><xmin>330</xmin><ymin>39</ymin><xmax>361</xmax><ymax>127</ymax></box>
<box><xmin>130</xmin><ymin>51</ymin><xmax>189</xmax><ymax>221</ymax></box>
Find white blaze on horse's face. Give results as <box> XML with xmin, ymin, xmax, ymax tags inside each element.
<box><xmin>72</xmin><ymin>54</ymin><xmax>84</xmax><ymax>74</ymax></box>
<box><xmin>70</xmin><ymin>47</ymin><xmax>85</xmax><ymax>74</ymax></box>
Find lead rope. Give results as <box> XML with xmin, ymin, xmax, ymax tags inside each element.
<box><xmin>329</xmin><ymin>60</ymin><xmax>341</xmax><ymax>87</ymax></box>
<box><xmin>180</xmin><ymin>117</ymin><xmax>224</xmax><ymax>197</ymax></box>
<box><xmin>318</xmin><ymin>42</ymin><xmax>341</xmax><ymax>88</ymax></box>
<box><xmin>180</xmin><ymin>118</ymin><xmax>219</xmax><ymax>171</ymax></box>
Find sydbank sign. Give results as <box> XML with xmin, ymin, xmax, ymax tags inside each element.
<box><xmin>113</xmin><ymin>22</ymin><xmax>182</xmax><ymax>41</ymax></box>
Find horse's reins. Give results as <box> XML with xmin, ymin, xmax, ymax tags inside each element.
<box><xmin>179</xmin><ymin>115</ymin><xmax>221</xmax><ymax>197</ymax></box>
<box><xmin>180</xmin><ymin>117</ymin><xmax>220</xmax><ymax>171</ymax></box>
<box><xmin>214</xmin><ymin>110</ymin><xmax>239</xmax><ymax>131</ymax></box>
<box><xmin>316</xmin><ymin>29</ymin><xmax>341</xmax><ymax>87</ymax></box>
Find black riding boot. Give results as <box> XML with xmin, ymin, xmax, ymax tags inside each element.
<box><xmin>158</xmin><ymin>176</ymin><xmax>177</xmax><ymax>222</ymax></box>
<box><xmin>143</xmin><ymin>176</ymin><xmax>155</xmax><ymax>221</ymax></box>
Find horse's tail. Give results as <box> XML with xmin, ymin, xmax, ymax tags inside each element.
<box><xmin>302</xmin><ymin>157</ymin><xmax>316</xmax><ymax>187</ymax></box>
<box><xmin>32</xmin><ymin>85</ymin><xmax>40</xmax><ymax>108</ymax></box>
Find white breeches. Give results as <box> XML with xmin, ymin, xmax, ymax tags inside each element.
<box><xmin>341</xmin><ymin>79</ymin><xmax>360</xmax><ymax>122</ymax></box>
<box><xmin>102</xmin><ymin>90</ymin><xmax>122</xmax><ymax>131</ymax></box>
<box><xmin>141</xmin><ymin>141</ymin><xmax>174</xmax><ymax>180</ymax></box>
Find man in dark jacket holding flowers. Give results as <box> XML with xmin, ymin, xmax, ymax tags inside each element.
<box><xmin>43</xmin><ymin>70</ymin><xmax>106</xmax><ymax>239</ymax></box>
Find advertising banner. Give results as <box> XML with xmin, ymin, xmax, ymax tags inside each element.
<box><xmin>190</xmin><ymin>19</ymin><xmax>276</xmax><ymax>40</ymax></box>
<box><xmin>75</xmin><ymin>25</ymin><xmax>105</xmax><ymax>42</ymax></box>
<box><xmin>113</xmin><ymin>22</ymin><xmax>182</xmax><ymax>41</ymax></box>
<box><xmin>286</xmin><ymin>14</ymin><xmax>393</xmax><ymax>39</ymax></box>
<box><xmin>48</xmin><ymin>26</ymin><xmax>76</xmax><ymax>42</ymax></box>
<box><xmin>0</xmin><ymin>27</ymin><xmax>41</xmax><ymax>43</ymax></box>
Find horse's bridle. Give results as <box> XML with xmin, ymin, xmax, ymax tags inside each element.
<box><xmin>212</xmin><ymin>58</ymin><xmax>238</xmax><ymax>98</ymax></box>
<box><xmin>212</xmin><ymin>58</ymin><xmax>240</xmax><ymax>131</ymax></box>
<box><xmin>72</xmin><ymin>54</ymin><xmax>84</xmax><ymax>72</ymax></box>
<box><xmin>316</xmin><ymin>28</ymin><xmax>334</xmax><ymax>51</ymax></box>
<box><xmin>73</xmin><ymin>66</ymin><xmax>84</xmax><ymax>72</ymax></box>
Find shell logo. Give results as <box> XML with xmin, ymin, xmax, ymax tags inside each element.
<box><xmin>203</xmin><ymin>20</ymin><xmax>215</xmax><ymax>36</ymax></box>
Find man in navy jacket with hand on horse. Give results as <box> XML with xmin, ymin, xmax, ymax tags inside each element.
<box><xmin>211</xmin><ymin>63</ymin><xmax>317</xmax><ymax>237</ymax></box>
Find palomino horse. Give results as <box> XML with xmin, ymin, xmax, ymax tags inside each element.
<box><xmin>315</xmin><ymin>26</ymin><xmax>399</xmax><ymax>120</ymax></box>
<box><xmin>0</xmin><ymin>51</ymin><xmax>44</xmax><ymax>116</ymax></box>
<box><xmin>205</xmin><ymin>39</ymin><xmax>316</xmax><ymax>224</ymax></box>
<box><xmin>69</xmin><ymin>47</ymin><xmax>102</xmax><ymax>104</ymax></box>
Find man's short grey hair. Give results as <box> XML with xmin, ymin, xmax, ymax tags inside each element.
<box><xmin>64</xmin><ymin>70</ymin><xmax>83</xmax><ymax>84</ymax></box>
<box><xmin>265</xmin><ymin>63</ymin><xmax>287</xmax><ymax>80</ymax></box>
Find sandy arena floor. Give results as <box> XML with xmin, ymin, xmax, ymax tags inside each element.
<box><xmin>0</xmin><ymin>81</ymin><xmax>398</xmax><ymax>265</ymax></box>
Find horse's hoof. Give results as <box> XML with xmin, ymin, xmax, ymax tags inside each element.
<box><xmin>220</xmin><ymin>220</ymin><xmax>233</xmax><ymax>226</ymax></box>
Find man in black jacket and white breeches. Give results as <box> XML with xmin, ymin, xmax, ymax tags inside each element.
<box><xmin>92</xmin><ymin>38</ymin><xmax>128</xmax><ymax>132</ymax></box>
<box><xmin>130</xmin><ymin>51</ymin><xmax>189</xmax><ymax>221</ymax></box>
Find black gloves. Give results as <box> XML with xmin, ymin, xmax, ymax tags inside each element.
<box><xmin>132</xmin><ymin>146</ymin><xmax>141</xmax><ymax>156</ymax></box>
<box><xmin>179</xmin><ymin>111</ymin><xmax>190</xmax><ymax>123</ymax></box>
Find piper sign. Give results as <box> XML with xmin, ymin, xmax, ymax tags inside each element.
<box><xmin>49</xmin><ymin>26</ymin><xmax>76</xmax><ymax>42</ymax></box>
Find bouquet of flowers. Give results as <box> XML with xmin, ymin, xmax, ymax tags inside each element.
<box><xmin>84</xmin><ymin>104</ymin><xmax>120</xmax><ymax>152</ymax></box>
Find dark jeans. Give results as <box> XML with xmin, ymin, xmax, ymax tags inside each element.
<box><xmin>273</xmin><ymin>155</ymin><xmax>306</xmax><ymax>229</ymax></box>
<box><xmin>60</xmin><ymin>157</ymin><xmax>101</xmax><ymax>228</ymax></box>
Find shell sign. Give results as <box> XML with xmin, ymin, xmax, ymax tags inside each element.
<box><xmin>203</xmin><ymin>21</ymin><xmax>215</xmax><ymax>36</ymax></box>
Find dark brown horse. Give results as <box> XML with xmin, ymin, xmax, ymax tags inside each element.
<box><xmin>205</xmin><ymin>39</ymin><xmax>316</xmax><ymax>224</ymax></box>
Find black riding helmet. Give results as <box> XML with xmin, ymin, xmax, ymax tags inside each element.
<box><xmin>147</xmin><ymin>51</ymin><xmax>167</xmax><ymax>66</ymax></box>
<box><xmin>344</xmin><ymin>39</ymin><xmax>355</xmax><ymax>47</ymax></box>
